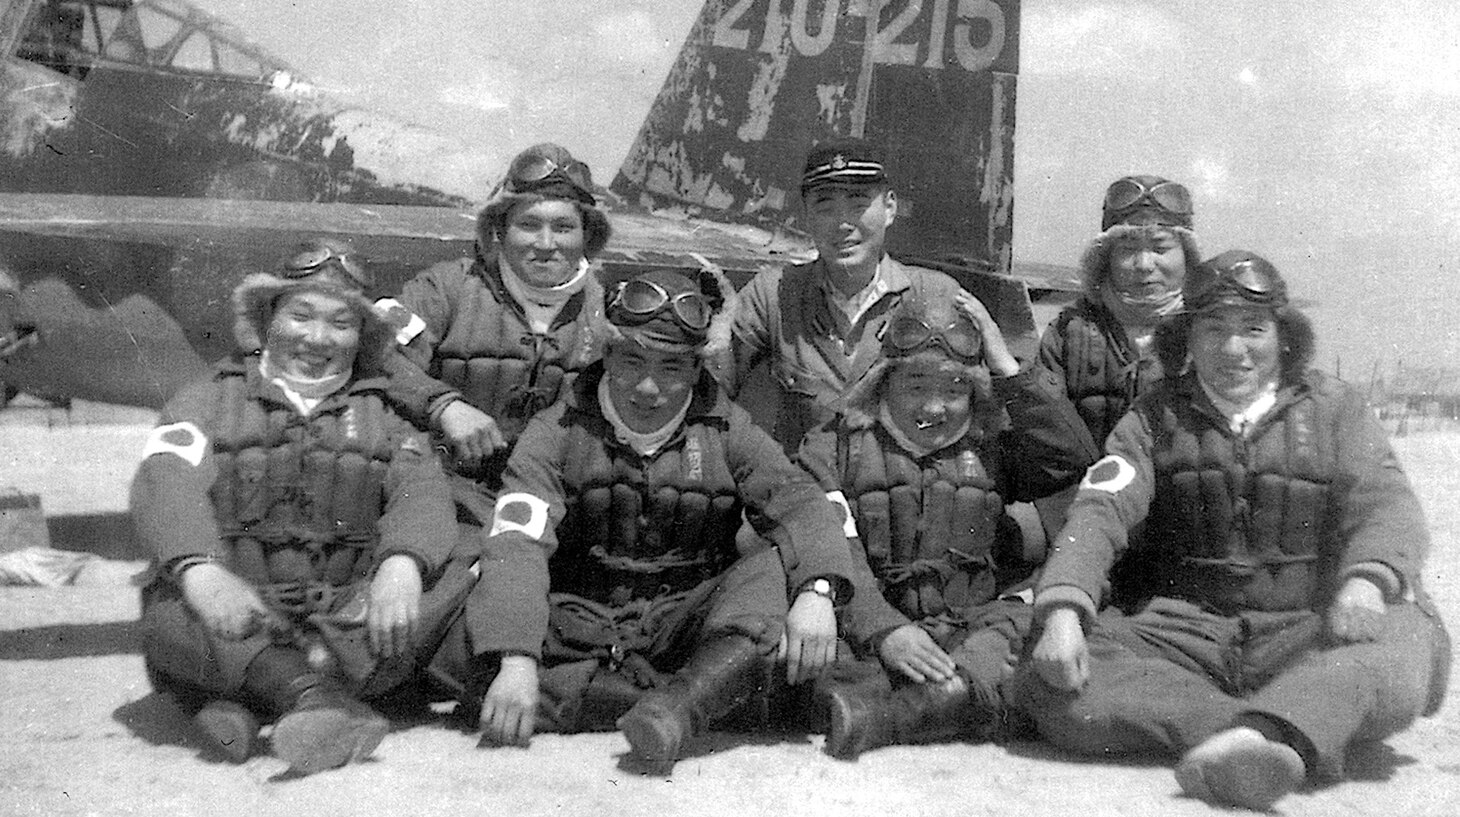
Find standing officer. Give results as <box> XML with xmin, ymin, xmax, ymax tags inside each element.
<box><xmin>724</xmin><ymin>137</ymin><xmax>971</xmax><ymax>453</ymax></box>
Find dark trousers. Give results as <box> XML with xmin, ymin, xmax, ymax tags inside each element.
<box><xmin>828</xmin><ymin>598</ymin><xmax>1034</xmax><ymax>715</ymax></box>
<box><xmin>434</xmin><ymin>545</ymin><xmax>788</xmax><ymax>733</ymax></box>
<box><xmin>1016</xmin><ymin>596</ymin><xmax>1444</xmax><ymax>780</ymax></box>
<box><xmin>142</xmin><ymin>558</ymin><xmax>479</xmax><ymax>707</ymax></box>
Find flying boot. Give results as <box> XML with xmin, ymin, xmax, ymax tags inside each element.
<box><xmin>244</xmin><ymin>646</ymin><xmax>389</xmax><ymax>775</ymax></box>
<box><xmin>824</xmin><ymin>669</ymin><xmax>998</xmax><ymax>760</ymax></box>
<box><xmin>193</xmin><ymin>699</ymin><xmax>262</xmax><ymax>763</ymax></box>
<box><xmin>150</xmin><ymin>663</ymin><xmax>263</xmax><ymax>764</ymax></box>
<box><xmin>615</xmin><ymin>635</ymin><xmax>766</xmax><ymax>774</ymax></box>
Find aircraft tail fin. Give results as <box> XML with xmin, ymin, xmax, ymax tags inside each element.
<box><xmin>610</xmin><ymin>0</ymin><xmax>1022</xmax><ymax>276</ymax></box>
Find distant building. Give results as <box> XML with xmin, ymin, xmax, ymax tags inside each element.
<box><xmin>1377</xmin><ymin>366</ymin><xmax>1460</xmax><ymax>432</ymax></box>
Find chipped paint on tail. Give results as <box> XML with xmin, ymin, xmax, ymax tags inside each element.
<box><xmin>612</xmin><ymin>0</ymin><xmax>1021</xmax><ymax>279</ymax></box>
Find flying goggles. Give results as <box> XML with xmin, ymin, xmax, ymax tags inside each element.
<box><xmin>283</xmin><ymin>243</ymin><xmax>372</xmax><ymax>289</ymax></box>
<box><xmin>506</xmin><ymin>152</ymin><xmax>596</xmax><ymax>205</ymax></box>
<box><xmin>883</xmin><ymin>314</ymin><xmax>983</xmax><ymax>363</ymax></box>
<box><xmin>1189</xmin><ymin>251</ymin><xmax>1287</xmax><ymax>312</ymax></box>
<box><xmin>1103</xmin><ymin>177</ymin><xmax>1193</xmax><ymax>219</ymax></box>
<box><xmin>609</xmin><ymin>277</ymin><xmax>713</xmax><ymax>331</ymax></box>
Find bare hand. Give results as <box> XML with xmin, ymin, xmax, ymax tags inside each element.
<box><xmin>878</xmin><ymin>624</ymin><xmax>956</xmax><ymax>684</ymax></box>
<box><xmin>954</xmin><ymin>290</ymin><xmax>1019</xmax><ymax>376</ymax></box>
<box><xmin>480</xmin><ymin>655</ymin><xmax>538</xmax><ymax>747</ymax></box>
<box><xmin>367</xmin><ymin>555</ymin><xmax>423</xmax><ymax>659</ymax></box>
<box><xmin>1327</xmin><ymin>575</ymin><xmax>1387</xmax><ymax>643</ymax></box>
<box><xmin>1032</xmin><ymin>607</ymin><xmax>1090</xmax><ymax>691</ymax></box>
<box><xmin>777</xmin><ymin>591</ymin><xmax>836</xmax><ymax>685</ymax></box>
<box><xmin>180</xmin><ymin>562</ymin><xmax>275</xmax><ymax>640</ymax></box>
<box><xmin>438</xmin><ymin>401</ymin><xmax>506</xmax><ymax>467</ymax></box>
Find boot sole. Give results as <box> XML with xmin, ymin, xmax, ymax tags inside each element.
<box><xmin>1176</xmin><ymin>733</ymin><xmax>1304</xmax><ymax>810</ymax></box>
<box><xmin>193</xmin><ymin>701</ymin><xmax>259</xmax><ymax>764</ymax></box>
<box><xmin>617</xmin><ymin>707</ymin><xmax>684</xmax><ymax>771</ymax></box>
<box><xmin>272</xmin><ymin>708</ymin><xmax>388</xmax><ymax>775</ymax></box>
<box><xmin>824</xmin><ymin>689</ymin><xmax>866</xmax><ymax>760</ymax></box>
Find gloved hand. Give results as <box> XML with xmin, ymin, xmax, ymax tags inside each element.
<box><xmin>368</xmin><ymin>554</ymin><xmax>423</xmax><ymax>659</ymax></box>
<box><xmin>878</xmin><ymin>623</ymin><xmax>956</xmax><ymax>684</ymax></box>
<box><xmin>438</xmin><ymin>401</ymin><xmax>506</xmax><ymax>468</ymax></box>
<box><xmin>1031</xmin><ymin>607</ymin><xmax>1090</xmax><ymax>691</ymax></box>
<box><xmin>480</xmin><ymin>654</ymin><xmax>538</xmax><ymax>748</ymax></box>
<box><xmin>180</xmin><ymin>562</ymin><xmax>276</xmax><ymax>640</ymax></box>
<box><xmin>779</xmin><ymin>591</ymin><xmax>836</xmax><ymax>685</ymax></box>
<box><xmin>1327</xmin><ymin>575</ymin><xmax>1387</xmax><ymax>643</ymax></box>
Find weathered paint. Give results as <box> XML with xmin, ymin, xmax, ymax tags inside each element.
<box><xmin>612</xmin><ymin>0</ymin><xmax>1020</xmax><ymax>277</ymax></box>
<box><xmin>0</xmin><ymin>0</ymin><xmax>1051</xmax><ymax>409</ymax></box>
<box><xmin>0</xmin><ymin>61</ymin><xmax>75</xmax><ymax>158</ymax></box>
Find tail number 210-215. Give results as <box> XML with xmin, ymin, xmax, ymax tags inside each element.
<box><xmin>712</xmin><ymin>0</ymin><xmax>1008</xmax><ymax>73</ymax></box>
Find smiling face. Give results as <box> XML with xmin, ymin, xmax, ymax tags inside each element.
<box><xmin>803</xmin><ymin>184</ymin><xmax>897</xmax><ymax>279</ymax></box>
<box><xmin>500</xmin><ymin>198</ymin><xmax>587</xmax><ymax>287</ymax></box>
<box><xmin>1190</xmin><ymin>305</ymin><xmax>1281</xmax><ymax>404</ymax></box>
<box><xmin>603</xmin><ymin>340</ymin><xmax>699</xmax><ymax>433</ymax></box>
<box><xmin>882</xmin><ymin>357</ymin><xmax>974</xmax><ymax>452</ymax></box>
<box><xmin>265</xmin><ymin>290</ymin><xmax>362</xmax><ymax>380</ymax></box>
<box><xmin>1106</xmin><ymin>228</ymin><xmax>1187</xmax><ymax>300</ymax></box>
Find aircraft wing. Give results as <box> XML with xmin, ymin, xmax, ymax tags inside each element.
<box><xmin>0</xmin><ymin>192</ymin><xmax>810</xmax><ymax>281</ymax></box>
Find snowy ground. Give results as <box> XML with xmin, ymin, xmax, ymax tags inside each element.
<box><xmin>1</xmin><ymin>402</ymin><xmax>1456</xmax><ymax>817</ymax></box>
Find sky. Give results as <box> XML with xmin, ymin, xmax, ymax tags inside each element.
<box><xmin>206</xmin><ymin>0</ymin><xmax>1460</xmax><ymax>382</ymax></box>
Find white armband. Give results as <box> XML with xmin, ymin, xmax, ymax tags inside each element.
<box><xmin>141</xmin><ymin>422</ymin><xmax>207</xmax><ymax>467</ymax></box>
<box><xmin>489</xmin><ymin>492</ymin><xmax>551</xmax><ymax>540</ymax></box>
<box><xmin>826</xmin><ymin>490</ymin><xmax>858</xmax><ymax>538</ymax></box>
<box><xmin>373</xmin><ymin>298</ymin><xmax>428</xmax><ymax>346</ymax></box>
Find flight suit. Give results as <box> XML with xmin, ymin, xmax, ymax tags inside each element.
<box><xmin>134</xmin><ymin>358</ymin><xmax>462</xmax><ymax>701</ymax></box>
<box><xmin>442</xmin><ymin>362</ymin><xmax>853</xmax><ymax>732</ymax></box>
<box><xmin>382</xmin><ymin>253</ymin><xmax>605</xmax><ymax>516</ymax></box>
<box><xmin>1019</xmin><ymin>371</ymin><xmax>1450</xmax><ymax>781</ymax></box>
<box><xmin>800</xmin><ymin>367</ymin><xmax>1095</xmax><ymax>709</ymax></box>
<box><xmin>1037</xmin><ymin>297</ymin><xmax>1164</xmax><ymax>454</ymax></box>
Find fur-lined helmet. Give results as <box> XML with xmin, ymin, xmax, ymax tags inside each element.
<box><xmin>231</xmin><ymin>238</ymin><xmax>391</xmax><ymax>369</ymax></box>
<box><xmin>1185</xmin><ymin>249</ymin><xmax>1288</xmax><ymax>313</ymax></box>
<box><xmin>1080</xmin><ymin>174</ymin><xmax>1201</xmax><ymax>299</ymax></box>
<box><xmin>602</xmin><ymin>266</ymin><xmax>737</xmax><ymax>359</ymax></box>
<box><xmin>1155</xmin><ymin>249</ymin><xmax>1314</xmax><ymax>384</ymax></box>
<box><xmin>839</xmin><ymin>281</ymin><xmax>999</xmax><ymax>436</ymax></box>
<box><xmin>477</xmin><ymin>143</ymin><xmax>611</xmax><ymax>258</ymax></box>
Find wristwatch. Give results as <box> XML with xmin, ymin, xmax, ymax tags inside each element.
<box><xmin>800</xmin><ymin>577</ymin><xmax>837</xmax><ymax>603</ymax></box>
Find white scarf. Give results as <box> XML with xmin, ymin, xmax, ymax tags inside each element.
<box><xmin>259</xmin><ymin>350</ymin><xmax>350</xmax><ymax>416</ymax></box>
<box><xmin>1199</xmin><ymin>379</ymin><xmax>1279</xmax><ymax>437</ymax></box>
<box><xmin>1100</xmin><ymin>283</ymin><xmax>1184</xmax><ymax>358</ymax></box>
<box><xmin>598</xmin><ymin>377</ymin><xmax>692</xmax><ymax>457</ymax></box>
<box><xmin>877</xmin><ymin>401</ymin><xmax>970</xmax><ymax>459</ymax></box>
<box><xmin>499</xmin><ymin>256</ymin><xmax>592</xmax><ymax>333</ymax></box>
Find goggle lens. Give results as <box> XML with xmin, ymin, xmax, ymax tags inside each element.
<box><xmin>1104</xmin><ymin>179</ymin><xmax>1193</xmax><ymax>215</ymax></box>
<box><xmin>284</xmin><ymin>246</ymin><xmax>370</xmax><ymax>287</ymax></box>
<box><xmin>616</xmin><ymin>278</ymin><xmax>712</xmax><ymax>331</ymax></box>
<box><xmin>508</xmin><ymin>153</ymin><xmax>594</xmax><ymax>196</ymax></box>
<box><xmin>886</xmin><ymin>316</ymin><xmax>982</xmax><ymax>360</ymax></box>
